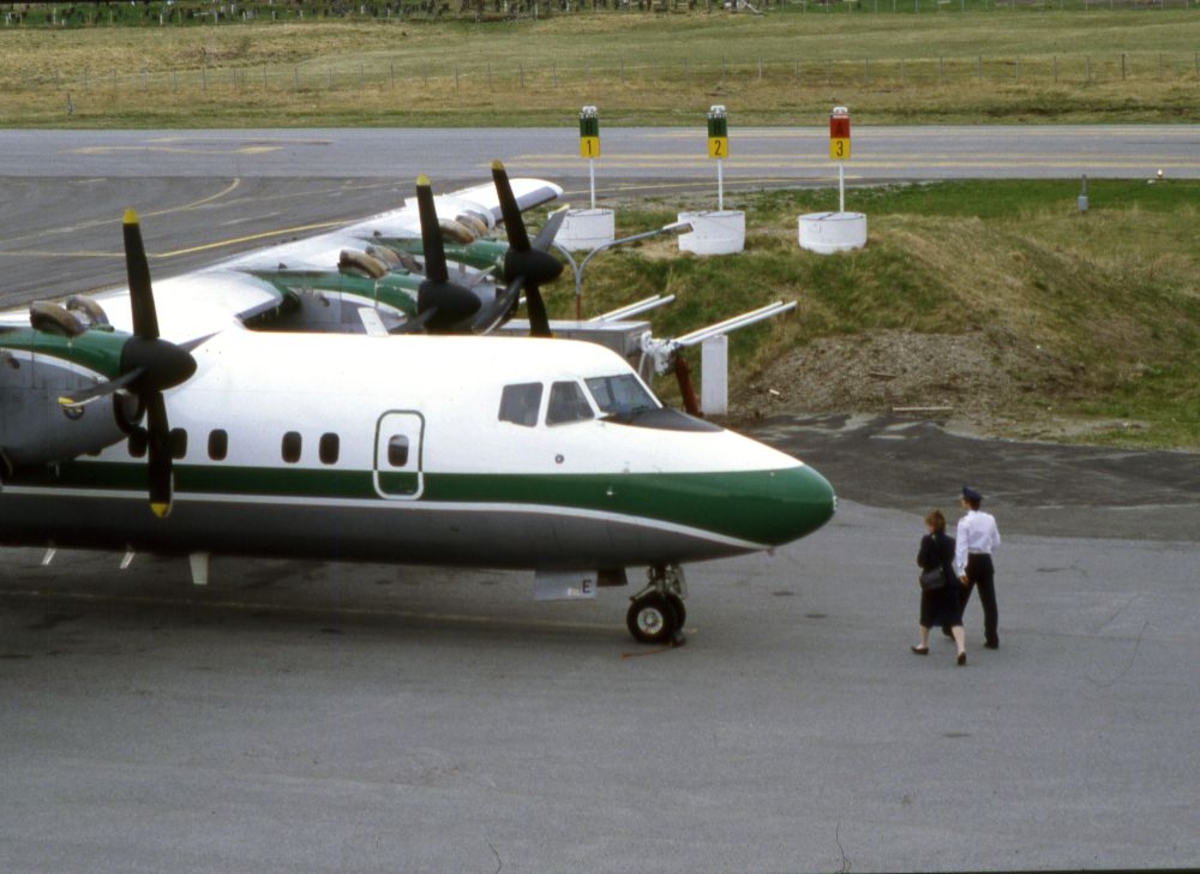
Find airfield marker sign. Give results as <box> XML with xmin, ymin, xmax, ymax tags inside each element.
<box><xmin>579</xmin><ymin>105</ymin><xmax>600</xmax><ymax>209</ymax></box>
<box><xmin>707</xmin><ymin>105</ymin><xmax>728</xmax><ymax>211</ymax></box>
<box><xmin>830</xmin><ymin>105</ymin><xmax>850</xmax><ymax>213</ymax></box>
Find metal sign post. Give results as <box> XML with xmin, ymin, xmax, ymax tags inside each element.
<box><xmin>579</xmin><ymin>105</ymin><xmax>600</xmax><ymax>210</ymax></box>
<box><xmin>707</xmin><ymin>105</ymin><xmax>729</xmax><ymax>212</ymax></box>
<box><xmin>829</xmin><ymin>105</ymin><xmax>851</xmax><ymax>214</ymax></box>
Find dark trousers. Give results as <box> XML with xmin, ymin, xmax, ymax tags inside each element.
<box><xmin>960</xmin><ymin>553</ymin><xmax>999</xmax><ymax>646</ymax></box>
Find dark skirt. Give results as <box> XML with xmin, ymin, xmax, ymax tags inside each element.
<box><xmin>920</xmin><ymin>581</ymin><xmax>963</xmax><ymax>629</ymax></box>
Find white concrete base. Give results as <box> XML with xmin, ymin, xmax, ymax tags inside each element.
<box><xmin>678</xmin><ymin>210</ymin><xmax>745</xmax><ymax>255</ymax></box>
<box><xmin>798</xmin><ymin>211</ymin><xmax>868</xmax><ymax>254</ymax></box>
<box><xmin>555</xmin><ymin>208</ymin><xmax>615</xmax><ymax>251</ymax></box>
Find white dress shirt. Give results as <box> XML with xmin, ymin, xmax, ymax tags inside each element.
<box><xmin>955</xmin><ymin>509</ymin><xmax>1001</xmax><ymax>576</ymax></box>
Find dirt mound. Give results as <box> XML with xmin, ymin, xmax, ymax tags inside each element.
<box><xmin>725</xmin><ymin>328</ymin><xmax>1133</xmax><ymax>442</ymax></box>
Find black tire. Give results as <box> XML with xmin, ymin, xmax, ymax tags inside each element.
<box><xmin>626</xmin><ymin>593</ymin><xmax>679</xmax><ymax>645</ymax></box>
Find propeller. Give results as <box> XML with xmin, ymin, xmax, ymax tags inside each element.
<box><xmin>59</xmin><ymin>209</ymin><xmax>198</xmax><ymax>518</ymax></box>
<box><xmin>409</xmin><ymin>174</ymin><xmax>483</xmax><ymax>334</ymax></box>
<box><xmin>490</xmin><ymin>160</ymin><xmax>565</xmax><ymax>337</ymax></box>
<box><xmin>398</xmin><ymin>169</ymin><xmax>565</xmax><ymax>336</ymax></box>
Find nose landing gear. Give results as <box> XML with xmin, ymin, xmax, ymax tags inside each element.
<box><xmin>626</xmin><ymin>564</ymin><xmax>687</xmax><ymax>646</ymax></box>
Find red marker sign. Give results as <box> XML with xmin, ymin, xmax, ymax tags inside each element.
<box><xmin>829</xmin><ymin>106</ymin><xmax>850</xmax><ymax>161</ymax></box>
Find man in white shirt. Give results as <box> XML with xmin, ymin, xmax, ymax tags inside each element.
<box><xmin>955</xmin><ymin>486</ymin><xmax>1002</xmax><ymax>649</ymax></box>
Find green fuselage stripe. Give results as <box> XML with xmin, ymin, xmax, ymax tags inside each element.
<box><xmin>22</xmin><ymin>461</ymin><xmax>834</xmax><ymax>546</ymax></box>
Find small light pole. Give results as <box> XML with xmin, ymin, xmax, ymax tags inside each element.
<box><xmin>555</xmin><ymin>221</ymin><xmax>693</xmax><ymax>320</ymax></box>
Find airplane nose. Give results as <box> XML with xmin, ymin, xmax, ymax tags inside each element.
<box><xmin>763</xmin><ymin>463</ymin><xmax>837</xmax><ymax>546</ymax></box>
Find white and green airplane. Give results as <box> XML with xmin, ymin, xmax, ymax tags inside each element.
<box><xmin>0</xmin><ymin>164</ymin><xmax>835</xmax><ymax>645</ymax></box>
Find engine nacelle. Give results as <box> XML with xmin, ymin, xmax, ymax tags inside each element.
<box><xmin>0</xmin><ymin>348</ymin><xmax>130</xmax><ymax>470</ymax></box>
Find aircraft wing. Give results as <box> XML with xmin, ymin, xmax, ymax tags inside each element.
<box><xmin>1</xmin><ymin>176</ymin><xmax>563</xmax><ymax>345</ymax></box>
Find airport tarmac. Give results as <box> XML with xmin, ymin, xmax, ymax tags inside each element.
<box><xmin>2</xmin><ymin>414</ymin><xmax>1198</xmax><ymax>873</ymax></box>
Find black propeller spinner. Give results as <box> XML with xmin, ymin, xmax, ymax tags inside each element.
<box><xmin>59</xmin><ymin>209</ymin><xmax>198</xmax><ymax>518</ymax></box>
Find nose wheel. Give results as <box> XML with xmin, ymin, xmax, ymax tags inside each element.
<box><xmin>626</xmin><ymin>565</ymin><xmax>687</xmax><ymax>646</ymax></box>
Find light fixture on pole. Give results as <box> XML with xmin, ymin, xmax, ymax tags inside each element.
<box><xmin>555</xmin><ymin>220</ymin><xmax>693</xmax><ymax>321</ymax></box>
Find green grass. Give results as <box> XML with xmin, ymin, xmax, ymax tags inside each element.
<box><xmin>3</xmin><ymin>11</ymin><xmax>1200</xmax><ymax>126</ymax></box>
<box><xmin>560</xmin><ymin>179</ymin><xmax>1200</xmax><ymax>448</ymax></box>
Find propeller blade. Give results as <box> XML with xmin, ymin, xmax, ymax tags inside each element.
<box><xmin>388</xmin><ymin>307</ymin><xmax>439</xmax><ymax>335</ymax></box>
<box><xmin>523</xmin><ymin>207</ymin><xmax>568</xmax><ymax>338</ymax></box>
<box><xmin>123</xmin><ymin>209</ymin><xmax>160</xmax><ymax>341</ymax></box>
<box><xmin>469</xmin><ymin>276</ymin><xmax>526</xmax><ymax>335</ymax></box>
<box><xmin>491</xmin><ymin>160</ymin><xmax>531</xmax><ymax>252</ymax></box>
<box><xmin>525</xmin><ymin>284</ymin><xmax>552</xmax><ymax>338</ymax></box>
<box><xmin>58</xmin><ymin>367</ymin><xmax>145</xmax><ymax>408</ymax></box>
<box><xmin>145</xmin><ymin>392</ymin><xmax>173</xmax><ymax>519</ymax></box>
<box><xmin>532</xmin><ymin>206</ymin><xmax>568</xmax><ymax>253</ymax></box>
<box><xmin>415</xmin><ymin>175</ymin><xmax>449</xmax><ymax>284</ymax></box>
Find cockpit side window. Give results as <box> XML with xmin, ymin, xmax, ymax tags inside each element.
<box><xmin>585</xmin><ymin>374</ymin><xmax>659</xmax><ymax>420</ymax></box>
<box><xmin>546</xmin><ymin>381</ymin><xmax>595</xmax><ymax>426</ymax></box>
<box><xmin>499</xmin><ymin>382</ymin><xmax>543</xmax><ymax>427</ymax></box>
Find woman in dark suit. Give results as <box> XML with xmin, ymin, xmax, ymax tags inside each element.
<box><xmin>913</xmin><ymin>509</ymin><xmax>967</xmax><ymax>666</ymax></box>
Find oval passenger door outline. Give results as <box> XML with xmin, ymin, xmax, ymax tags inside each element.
<box><xmin>373</xmin><ymin>411</ymin><xmax>425</xmax><ymax>500</ymax></box>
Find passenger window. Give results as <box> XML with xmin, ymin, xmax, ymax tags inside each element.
<box><xmin>282</xmin><ymin>431</ymin><xmax>302</xmax><ymax>464</ymax></box>
<box><xmin>499</xmin><ymin>382</ymin><xmax>543</xmax><ymax>427</ymax></box>
<box><xmin>128</xmin><ymin>430</ymin><xmax>147</xmax><ymax>459</ymax></box>
<box><xmin>208</xmin><ymin>429</ymin><xmax>228</xmax><ymax>461</ymax></box>
<box><xmin>387</xmin><ymin>435</ymin><xmax>410</xmax><ymax>467</ymax></box>
<box><xmin>546</xmin><ymin>381</ymin><xmax>594</xmax><ymax>426</ymax></box>
<box><xmin>319</xmin><ymin>433</ymin><xmax>340</xmax><ymax>465</ymax></box>
<box><xmin>170</xmin><ymin>428</ymin><xmax>188</xmax><ymax>460</ymax></box>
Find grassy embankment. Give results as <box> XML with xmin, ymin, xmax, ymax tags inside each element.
<box><xmin>564</xmin><ymin>179</ymin><xmax>1200</xmax><ymax>449</ymax></box>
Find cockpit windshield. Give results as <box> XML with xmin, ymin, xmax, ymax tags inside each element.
<box><xmin>585</xmin><ymin>374</ymin><xmax>659</xmax><ymax>421</ymax></box>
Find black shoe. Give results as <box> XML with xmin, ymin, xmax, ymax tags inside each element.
<box><xmin>957</xmin><ymin>652</ymin><xmax>967</xmax><ymax>666</ymax></box>
<box><xmin>941</xmin><ymin>627</ymin><xmax>953</xmax><ymax>639</ymax></box>
<box><xmin>911</xmin><ymin>646</ymin><xmax>929</xmax><ymax>655</ymax></box>
<box><xmin>984</xmin><ymin>640</ymin><xmax>999</xmax><ymax>650</ymax></box>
